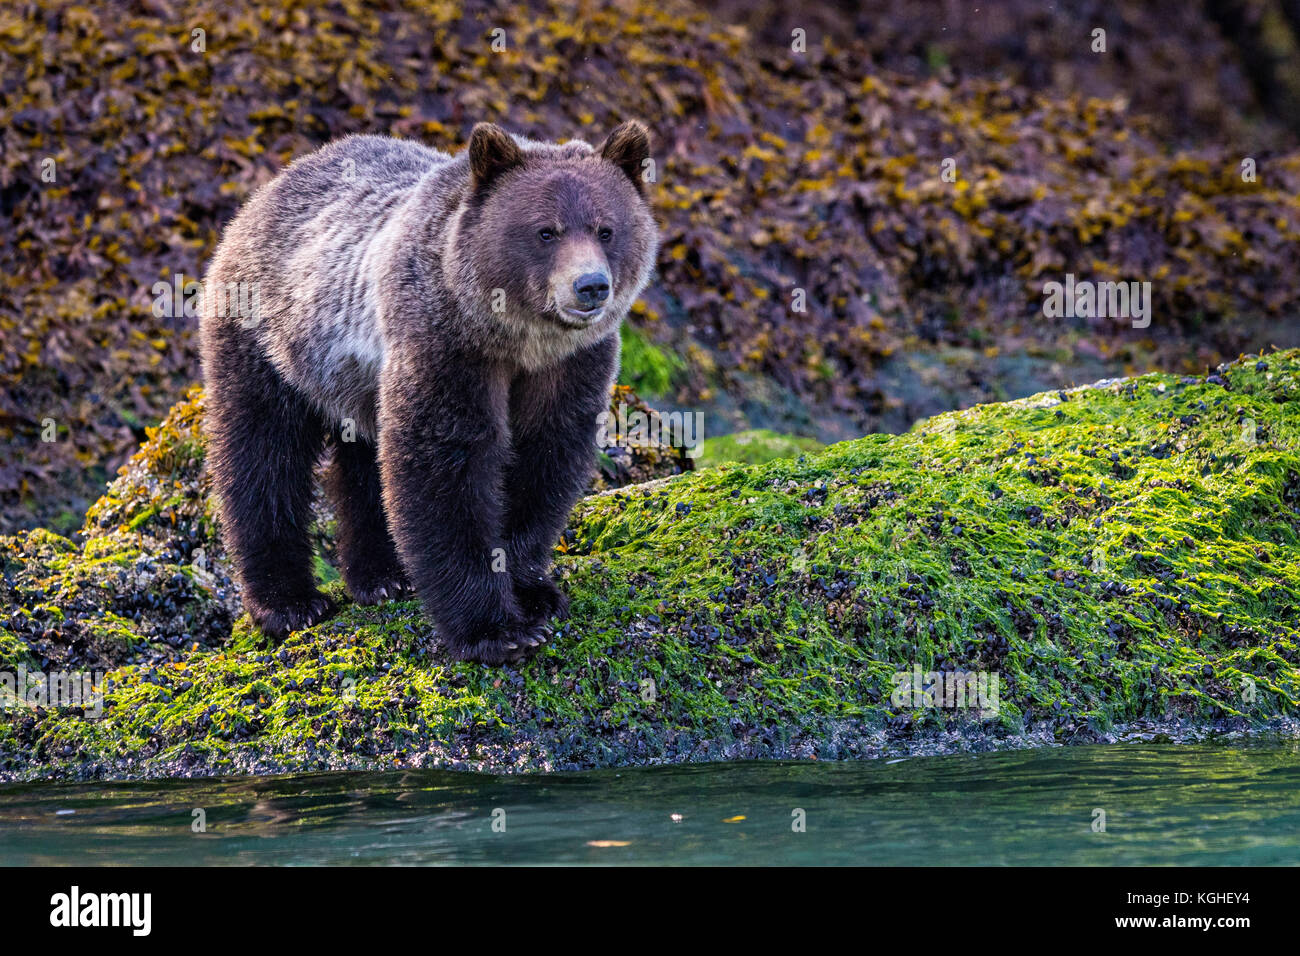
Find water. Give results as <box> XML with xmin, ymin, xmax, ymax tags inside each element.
<box><xmin>2</xmin><ymin>741</ymin><xmax>1297</xmax><ymax>865</ymax></box>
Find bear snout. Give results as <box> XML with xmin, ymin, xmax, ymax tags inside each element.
<box><xmin>573</xmin><ymin>272</ymin><xmax>611</xmax><ymax>310</ymax></box>
<box><xmin>551</xmin><ymin>254</ymin><xmax>613</xmax><ymax>324</ymax></box>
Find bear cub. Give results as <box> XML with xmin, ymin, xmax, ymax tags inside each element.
<box><xmin>200</xmin><ymin>121</ymin><xmax>658</xmax><ymax>664</ymax></box>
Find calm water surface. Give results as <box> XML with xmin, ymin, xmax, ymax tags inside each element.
<box><xmin>1</xmin><ymin>741</ymin><xmax>1297</xmax><ymax>865</ymax></box>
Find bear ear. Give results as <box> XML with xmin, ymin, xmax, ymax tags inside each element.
<box><xmin>598</xmin><ymin>121</ymin><xmax>651</xmax><ymax>195</ymax></box>
<box><xmin>468</xmin><ymin>123</ymin><xmax>524</xmax><ymax>193</ymax></box>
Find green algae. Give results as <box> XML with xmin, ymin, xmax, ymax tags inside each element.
<box><xmin>2</xmin><ymin>352</ymin><xmax>1298</xmax><ymax>780</ymax></box>
<box><xmin>696</xmin><ymin>428</ymin><xmax>826</xmax><ymax>468</ymax></box>
<box><xmin>618</xmin><ymin>321</ymin><xmax>686</xmax><ymax>398</ymax></box>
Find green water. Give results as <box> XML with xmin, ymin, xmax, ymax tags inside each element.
<box><xmin>1</xmin><ymin>741</ymin><xmax>1297</xmax><ymax>865</ymax></box>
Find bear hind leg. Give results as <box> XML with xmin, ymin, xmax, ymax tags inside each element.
<box><xmin>324</xmin><ymin>434</ymin><xmax>411</xmax><ymax>605</ymax></box>
<box><xmin>206</xmin><ymin>350</ymin><xmax>335</xmax><ymax>637</ymax></box>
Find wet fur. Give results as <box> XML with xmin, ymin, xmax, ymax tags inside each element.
<box><xmin>200</xmin><ymin>123</ymin><xmax>657</xmax><ymax>664</ymax></box>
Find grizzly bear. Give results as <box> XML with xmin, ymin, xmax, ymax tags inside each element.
<box><xmin>199</xmin><ymin>121</ymin><xmax>658</xmax><ymax>664</ymax></box>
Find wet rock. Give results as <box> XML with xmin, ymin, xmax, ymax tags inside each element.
<box><xmin>2</xmin><ymin>351</ymin><xmax>1299</xmax><ymax>781</ymax></box>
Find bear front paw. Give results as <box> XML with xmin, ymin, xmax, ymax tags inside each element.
<box><xmin>246</xmin><ymin>589</ymin><xmax>336</xmax><ymax>638</ymax></box>
<box><xmin>514</xmin><ymin>575</ymin><xmax>570</xmax><ymax>624</ymax></box>
<box><xmin>346</xmin><ymin>571</ymin><xmax>414</xmax><ymax>607</ymax></box>
<box><xmin>444</xmin><ymin>619</ymin><xmax>547</xmax><ymax>666</ymax></box>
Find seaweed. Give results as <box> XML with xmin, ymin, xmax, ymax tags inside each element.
<box><xmin>2</xmin><ymin>349</ymin><xmax>1296</xmax><ymax>780</ymax></box>
<box><xmin>3</xmin><ymin>0</ymin><xmax>1297</xmax><ymax>533</ymax></box>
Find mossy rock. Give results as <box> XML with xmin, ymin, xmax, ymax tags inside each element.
<box><xmin>618</xmin><ymin>321</ymin><xmax>686</xmax><ymax>398</ymax></box>
<box><xmin>696</xmin><ymin>428</ymin><xmax>825</xmax><ymax>468</ymax></box>
<box><xmin>3</xmin><ymin>351</ymin><xmax>1299</xmax><ymax>780</ymax></box>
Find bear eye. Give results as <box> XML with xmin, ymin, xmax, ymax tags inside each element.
<box><xmin>538</xmin><ymin>228</ymin><xmax>557</xmax><ymax>242</ymax></box>
<box><xmin>598</xmin><ymin>227</ymin><xmax>613</xmax><ymax>243</ymax></box>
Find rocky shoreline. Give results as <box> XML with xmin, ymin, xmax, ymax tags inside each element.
<box><xmin>3</xmin><ymin>350</ymin><xmax>1298</xmax><ymax>782</ymax></box>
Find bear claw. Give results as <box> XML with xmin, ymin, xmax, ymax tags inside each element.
<box><xmin>247</xmin><ymin>590</ymin><xmax>336</xmax><ymax>638</ymax></box>
<box><xmin>348</xmin><ymin>574</ymin><xmax>414</xmax><ymax>606</ymax></box>
<box><xmin>447</xmin><ymin>621</ymin><xmax>548</xmax><ymax>666</ymax></box>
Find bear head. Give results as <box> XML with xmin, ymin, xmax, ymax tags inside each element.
<box><xmin>447</xmin><ymin>121</ymin><xmax>658</xmax><ymax>364</ymax></box>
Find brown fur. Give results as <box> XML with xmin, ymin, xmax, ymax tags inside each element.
<box><xmin>200</xmin><ymin>122</ymin><xmax>658</xmax><ymax>664</ymax></box>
